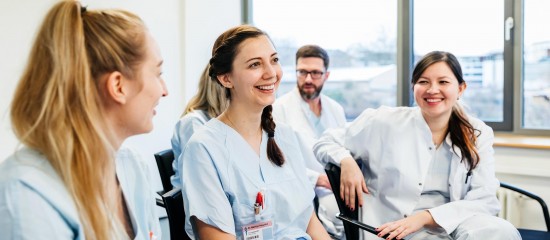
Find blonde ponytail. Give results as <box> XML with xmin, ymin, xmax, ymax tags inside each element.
<box><xmin>10</xmin><ymin>1</ymin><xmax>146</xmax><ymax>239</ymax></box>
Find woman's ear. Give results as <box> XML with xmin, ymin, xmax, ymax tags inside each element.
<box><xmin>458</xmin><ymin>82</ymin><xmax>467</xmax><ymax>98</ymax></box>
<box><xmin>217</xmin><ymin>74</ymin><xmax>233</xmax><ymax>89</ymax></box>
<box><xmin>103</xmin><ymin>71</ymin><xmax>128</xmax><ymax>104</ymax></box>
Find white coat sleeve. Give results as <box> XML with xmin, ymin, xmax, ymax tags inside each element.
<box><xmin>313</xmin><ymin>127</ymin><xmax>352</xmax><ymax>166</ymax></box>
<box><xmin>313</xmin><ymin>108</ymin><xmax>377</xmax><ymax>166</ymax></box>
<box><xmin>428</xmin><ymin>124</ymin><xmax>501</xmax><ymax>233</ymax></box>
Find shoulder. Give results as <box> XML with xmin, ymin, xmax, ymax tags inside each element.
<box><xmin>273</xmin><ymin>89</ymin><xmax>299</xmax><ymax>108</ymax></box>
<box><xmin>320</xmin><ymin>94</ymin><xmax>344</xmax><ymax>109</ymax></box>
<box><xmin>116</xmin><ymin>145</ymin><xmax>148</xmax><ymax>175</ymax></box>
<box><xmin>185</xmin><ymin>119</ymin><xmax>229</xmax><ymax>155</ymax></box>
<box><xmin>0</xmin><ymin>148</ymin><xmax>60</xmax><ymax>188</ymax></box>
<box><xmin>466</xmin><ymin>114</ymin><xmax>494</xmax><ymax>138</ymax></box>
<box><xmin>355</xmin><ymin>106</ymin><xmax>413</xmax><ymax>122</ymax></box>
<box><xmin>178</xmin><ymin>110</ymin><xmax>209</xmax><ymax>126</ymax></box>
<box><xmin>0</xmin><ymin>149</ymin><xmax>81</xmax><ymax>237</ymax></box>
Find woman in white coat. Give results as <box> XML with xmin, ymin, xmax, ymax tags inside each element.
<box><xmin>314</xmin><ymin>51</ymin><xmax>520</xmax><ymax>240</ymax></box>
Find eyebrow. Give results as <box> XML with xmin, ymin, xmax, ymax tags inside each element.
<box><xmin>245</xmin><ymin>52</ymin><xmax>278</xmax><ymax>63</ymax></box>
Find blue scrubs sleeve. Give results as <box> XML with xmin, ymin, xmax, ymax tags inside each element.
<box><xmin>0</xmin><ymin>181</ymin><xmax>81</xmax><ymax>239</ymax></box>
<box><xmin>182</xmin><ymin>141</ymin><xmax>235</xmax><ymax>237</ymax></box>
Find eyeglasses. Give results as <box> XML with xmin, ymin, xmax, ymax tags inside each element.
<box><xmin>296</xmin><ymin>70</ymin><xmax>325</xmax><ymax>80</ymax></box>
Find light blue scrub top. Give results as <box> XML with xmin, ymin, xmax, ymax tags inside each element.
<box><xmin>182</xmin><ymin>119</ymin><xmax>315</xmax><ymax>240</ymax></box>
<box><xmin>171</xmin><ymin>110</ymin><xmax>210</xmax><ymax>189</ymax></box>
<box><xmin>0</xmin><ymin>146</ymin><xmax>161</xmax><ymax>240</ymax></box>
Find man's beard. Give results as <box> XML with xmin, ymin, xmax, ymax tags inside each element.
<box><xmin>298</xmin><ymin>82</ymin><xmax>323</xmax><ymax>100</ymax></box>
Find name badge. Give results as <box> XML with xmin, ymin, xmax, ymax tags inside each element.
<box><xmin>242</xmin><ymin>220</ymin><xmax>274</xmax><ymax>240</ymax></box>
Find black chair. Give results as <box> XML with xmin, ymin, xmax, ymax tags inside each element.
<box><xmin>326</xmin><ymin>162</ymin><xmax>550</xmax><ymax>240</ymax></box>
<box><xmin>155</xmin><ymin>149</ymin><xmax>175</xmax><ymax>194</ymax></box>
<box><xmin>499</xmin><ymin>182</ymin><xmax>550</xmax><ymax>240</ymax></box>
<box><xmin>325</xmin><ymin>162</ymin><xmax>387</xmax><ymax>240</ymax></box>
<box><xmin>162</xmin><ymin>188</ymin><xmax>192</xmax><ymax>240</ymax></box>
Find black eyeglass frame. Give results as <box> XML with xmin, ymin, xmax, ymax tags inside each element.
<box><xmin>295</xmin><ymin>69</ymin><xmax>325</xmax><ymax>79</ymax></box>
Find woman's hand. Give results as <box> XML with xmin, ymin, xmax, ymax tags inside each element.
<box><xmin>376</xmin><ymin>211</ymin><xmax>436</xmax><ymax>240</ymax></box>
<box><xmin>340</xmin><ymin>157</ymin><xmax>368</xmax><ymax>210</ymax></box>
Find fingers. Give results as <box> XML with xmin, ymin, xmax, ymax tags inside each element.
<box><xmin>377</xmin><ymin>221</ymin><xmax>415</xmax><ymax>240</ymax></box>
<box><xmin>348</xmin><ymin>183</ymin><xmax>356</xmax><ymax>210</ymax></box>
<box><xmin>340</xmin><ymin>181</ymin><xmax>345</xmax><ymax>204</ymax></box>
<box><xmin>355</xmin><ymin>181</ymin><xmax>363</xmax><ymax>208</ymax></box>
<box><xmin>362</xmin><ymin>180</ymin><xmax>369</xmax><ymax>194</ymax></box>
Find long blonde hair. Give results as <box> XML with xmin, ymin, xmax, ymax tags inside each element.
<box><xmin>10</xmin><ymin>1</ymin><xmax>147</xmax><ymax>239</ymax></box>
<box><xmin>182</xmin><ymin>64</ymin><xmax>229</xmax><ymax>118</ymax></box>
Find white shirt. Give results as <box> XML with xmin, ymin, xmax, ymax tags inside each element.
<box><xmin>314</xmin><ymin>106</ymin><xmax>500</xmax><ymax>237</ymax></box>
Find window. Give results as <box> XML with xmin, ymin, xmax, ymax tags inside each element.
<box><xmin>250</xmin><ymin>0</ymin><xmax>397</xmax><ymax>120</ymax></box>
<box><xmin>247</xmin><ymin>0</ymin><xmax>550</xmax><ymax>134</ymax></box>
<box><xmin>523</xmin><ymin>0</ymin><xmax>550</xmax><ymax>130</ymax></box>
<box><xmin>413</xmin><ymin>0</ymin><xmax>508</xmax><ymax>126</ymax></box>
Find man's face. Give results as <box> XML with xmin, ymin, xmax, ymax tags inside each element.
<box><xmin>296</xmin><ymin>57</ymin><xmax>329</xmax><ymax>101</ymax></box>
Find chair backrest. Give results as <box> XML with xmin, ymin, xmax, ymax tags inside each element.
<box><xmin>155</xmin><ymin>149</ymin><xmax>175</xmax><ymax>194</ymax></box>
<box><xmin>162</xmin><ymin>188</ymin><xmax>192</xmax><ymax>240</ymax></box>
<box><xmin>325</xmin><ymin>162</ymin><xmax>360</xmax><ymax>240</ymax></box>
<box><xmin>499</xmin><ymin>182</ymin><xmax>550</xmax><ymax>240</ymax></box>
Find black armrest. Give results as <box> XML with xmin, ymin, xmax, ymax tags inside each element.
<box><xmin>156</xmin><ymin>197</ymin><xmax>165</xmax><ymax>208</ymax></box>
<box><xmin>500</xmin><ymin>182</ymin><xmax>550</xmax><ymax>232</ymax></box>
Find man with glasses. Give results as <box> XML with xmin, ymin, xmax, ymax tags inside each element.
<box><xmin>273</xmin><ymin>45</ymin><xmax>346</xmax><ymax>239</ymax></box>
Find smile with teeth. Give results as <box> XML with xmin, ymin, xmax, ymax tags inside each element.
<box><xmin>426</xmin><ymin>98</ymin><xmax>443</xmax><ymax>103</ymax></box>
<box><xmin>256</xmin><ymin>84</ymin><xmax>275</xmax><ymax>90</ymax></box>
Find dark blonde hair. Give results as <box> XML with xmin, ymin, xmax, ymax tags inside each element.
<box><xmin>412</xmin><ymin>51</ymin><xmax>481</xmax><ymax>172</ymax></box>
<box><xmin>208</xmin><ymin>25</ymin><xmax>285</xmax><ymax>166</ymax></box>
<box><xmin>10</xmin><ymin>1</ymin><xmax>147</xmax><ymax>239</ymax></box>
<box><xmin>182</xmin><ymin>64</ymin><xmax>229</xmax><ymax>118</ymax></box>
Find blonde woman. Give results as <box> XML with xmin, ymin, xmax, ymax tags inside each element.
<box><xmin>0</xmin><ymin>1</ymin><xmax>167</xmax><ymax>239</ymax></box>
<box><xmin>171</xmin><ymin>64</ymin><xmax>229</xmax><ymax>189</ymax></box>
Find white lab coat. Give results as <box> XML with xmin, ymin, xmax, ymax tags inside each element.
<box><xmin>273</xmin><ymin>87</ymin><xmax>347</xmax><ymax>150</ymax></box>
<box><xmin>314</xmin><ymin>106</ymin><xmax>501</xmax><ymax>238</ymax></box>
<box><xmin>273</xmin><ymin>88</ymin><xmax>346</xmax><ymax>177</ymax></box>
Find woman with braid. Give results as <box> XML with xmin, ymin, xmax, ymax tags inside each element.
<box><xmin>0</xmin><ymin>1</ymin><xmax>167</xmax><ymax>239</ymax></box>
<box><xmin>181</xmin><ymin>25</ymin><xmax>331</xmax><ymax>240</ymax></box>
<box><xmin>314</xmin><ymin>51</ymin><xmax>519</xmax><ymax>240</ymax></box>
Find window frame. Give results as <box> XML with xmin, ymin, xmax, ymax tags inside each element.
<box><xmin>245</xmin><ymin>0</ymin><xmax>550</xmax><ymax>136</ymax></box>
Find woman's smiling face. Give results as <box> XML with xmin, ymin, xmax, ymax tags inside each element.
<box><xmin>223</xmin><ymin>35</ymin><xmax>282</xmax><ymax>110</ymax></box>
<box><xmin>413</xmin><ymin>61</ymin><xmax>466</xmax><ymax>121</ymax></box>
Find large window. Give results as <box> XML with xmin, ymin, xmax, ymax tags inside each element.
<box><xmin>251</xmin><ymin>0</ymin><xmax>397</xmax><ymax>120</ymax></box>
<box><xmin>523</xmin><ymin>0</ymin><xmax>550</xmax><ymax>130</ymax></box>
<box><xmin>414</xmin><ymin>0</ymin><xmax>506</xmax><ymax>124</ymax></box>
<box><xmin>248</xmin><ymin>0</ymin><xmax>550</xmax><ymax>134</ymax></box>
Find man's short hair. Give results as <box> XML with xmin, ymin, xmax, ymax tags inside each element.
<box><xmin>296</xmin><ymin>45</ymin><xmax>329</xmax><ymax>70</ymax></box>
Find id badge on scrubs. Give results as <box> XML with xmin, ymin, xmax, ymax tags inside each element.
<box><xmin>241</xmin><ymin>220</ymin><xmax>274</xmax><ymax>240</ymax></box>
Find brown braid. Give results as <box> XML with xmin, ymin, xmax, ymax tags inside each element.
<box><xmin>261</xmin><ymin>105</ymin><xmax>285</xmax><ymax>166</ymax></box>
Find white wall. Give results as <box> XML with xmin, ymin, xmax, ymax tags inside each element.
<box><xmin>0</xmin><ymin>0</ymin><xmax>241</xmax><ymax>192</ymax></box>
<box><xmin>495</xmin><ymin>147</ymin><xmax>550</xmax><ymax>230</ymax></box>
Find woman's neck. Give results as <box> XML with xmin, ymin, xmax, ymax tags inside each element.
<box><xmin>424</xmin><ymin>114</ymin><xmax>450</xmax><ymax>147</ymax></box>
<box><xmin>220</xmin><ymin>105</ymin><xmax>263</xmax><ymax>155</ymax></box>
